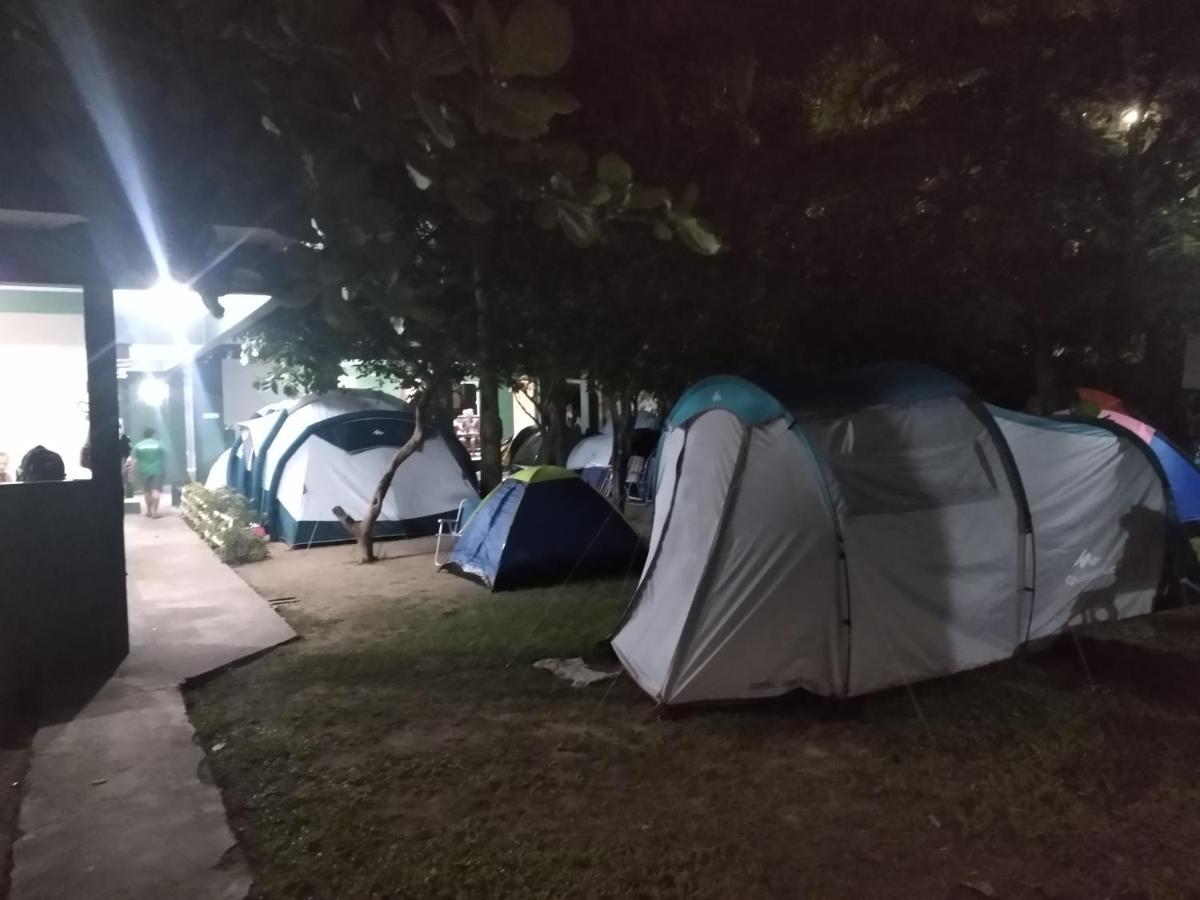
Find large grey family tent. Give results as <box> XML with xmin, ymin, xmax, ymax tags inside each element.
<box><xmin>213</xmin><ymin>390</ymin><xmax>478</xmax><ymax>546</ymax></box>
<box><xmin>612</xmin><ymin>365</ymin><xmax>1173</xmax><ymax>705</ymax></box>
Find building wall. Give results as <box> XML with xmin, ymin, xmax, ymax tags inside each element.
<box><xmin>0</xmin><ymin>310</ymin><xmax>90</xmax><ymax>479</ymax></box>
<box><xmin>192</xmin><ymin>355</ymin><xmax>230</xmax><ymax>481</ymax></box>
<box><xmin>219</xmin><ymin>358</ymin><xmax>279</xmax><ymax>425</ymax></box>
<box><xmin>0</xmin><ymin>480</ymin><xmax>128</xmax><ymax>694</ymax></box>
<box><xmin>0</xmin><ymin>283</ymin><xmax>128</xmax><ymax>698</ymax></box>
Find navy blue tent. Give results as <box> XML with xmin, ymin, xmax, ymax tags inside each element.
<box><xmin>443</xmin><ymin>466</ymin><xmax>645</xmax><ymax>591</ymax></box>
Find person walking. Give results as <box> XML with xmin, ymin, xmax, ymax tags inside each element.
<box><xmin>130</xmin><ymin>427</ymin><xmax>167</xmax><ymax>518</ymax></box>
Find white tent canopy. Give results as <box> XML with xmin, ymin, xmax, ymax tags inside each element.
<box><xmin>990</xmin><ymin>408</ymin><xmax>1167</xmax><ymax>640</ymax></box>
<box><xmin>218</xmin><ymin>390</ymin><xmax>476</xmax><ymax>546</ymax></box>
<box><xmin>204</xmin><ymin>448</ymin><xmax>231</xmax><ymax>490</ymax></box>
<box><xmin>613</xmin><ymin>366</ymin><xmax>1172</xmax><ymax>705</ymax></box>
<box><xmin>565</xmin><ymin>433</ymin><xmax>611</xmax><ymax>471</ymax></box>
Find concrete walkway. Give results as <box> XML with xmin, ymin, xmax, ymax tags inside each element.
<box><xmin>11</xmin><ymin>513</ymin><xmax>296</xmax><ymax>900</ymax></box>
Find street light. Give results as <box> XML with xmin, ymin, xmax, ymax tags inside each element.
<box><xmin>137</xmin><ymin>375</ymin><xmax>169</xmax><ymax>408</ymax></box>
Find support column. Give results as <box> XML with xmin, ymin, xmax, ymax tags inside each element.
<box><xmin>83</xmin><ymin>282</ymin><xmax>122</xmax><ymax>503</ymax></box>
<box><xmin>81</xmin><ymin>279</ymin><xmax>129</xmax><ymax>666</ymax></box>
<box><xmin>183</xmin><ymin>364</ymin><xmax>197</xmax><ymax>480</ymax></box>
<box><xmin>578</xmin><ymin>378</ymin><xmax>591</xmax><ymax>432</ymax></box>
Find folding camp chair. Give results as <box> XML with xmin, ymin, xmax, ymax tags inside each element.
<box><xmin>625</xmin><ymin>456</ymin><xmax>649</xmax><ymax>505</ymax></box>
<box><xmin>435</xmin><ymin>497</ymin><xmax>480</xmax><ymax>566</ymax></box>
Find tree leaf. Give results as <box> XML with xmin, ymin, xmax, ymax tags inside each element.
<box><xmin>678</xmin><ymin>182</ymin><xmax>700</xmax><ymax>215</ymax></box>
<box><xmin>584</xmin><ymin>182</ymin><xmax>613</xmax><ymax>206</ymax></box>
<box><xmin>498</xmin><ymin>0</ymin><xmax>572</xmax><ymax>78</ymax></box>
<box><xmin>673</xmin><ymin>216</ymin><xmax>723</xmax><ymax>255</ymax></box>
<box><xmin>652</xmin><ymin>221</ymin><xmax>673</xmax><ymax>241</ymax></box>
<box><xmin>276</xmin><ymin>281</ymin><xmax>322</xmax><ymax>309</ymax></box>
<box><xmin>596</xmin><ymin>152</ymin><xmax>633</xmax><ymax>187</ymax></box>
<box><xmin>364</xmin><ymin>137</ymin><xmax>395</xmax><ymax>162</ymax></box>
<box><xmin>541</xmin><ymin>142</ymin><xmax>589</xmax><ymax>178</ymax></box>
<box><xmin>390</xmin><ymin>8</ymin><xmax>429</xmax><ymax>64</ymax></box>
<box><xmin>317</xmin><ymin>257</ymin><xmax>342</xmax><ymax>286</ymax></box>
<box><xmin>533</xmin><ymin>197</ymin><xmax>559</xmax><ymax>230</ymax></box>
<box><xmin>413</xmin><ymin>32</ymin><xmax>469</xmax><ymax>78</ymax></box>
<box><xmin>629</xmin><ymin>185</ymin><xmax>669</xmax><ymax>210</ymax></box>
<box><xmin>413</xmin><ymin>91</ymin><xmax>456</xmax><ymax>148</ymax></box>
<box><xmin>320</xmin><ymin>286</ymin><xmax>358</xmax><ymax>332</ymax></box>
<box><xmin>557</xmin><ymin>202</ymin><xmax>597</xmax><ymax>247</ymax></box>
<box><xmin>472</xmin><ymin>0</ymin><xmax>504</xmax><ymax>72</ymax></box>
<box><xmin>436</xmin><ymin>0</ymin><xmax>468</xmax><ymax>42</ymax></box>
<box><xmin>474</xmin><ymin>83</ymin><xmax>578</xmax><ymax>139</ymax></box>
<box><xmin>406</xmin><ymin>162</ymin><xmax>433</xmax><ymax>190</ymax></box>
<box><xmin>445</xmin><ymin>182</ymin><xmax>496</xmax><ymax>224</ymax></box>
<box><xmin>229</xmin><ymin>268</ymin><xmax>265</xmax><ymax>291</ymax></box>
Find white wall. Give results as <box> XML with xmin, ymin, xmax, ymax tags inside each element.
<box><xmin>512</xmin><ymin>382</ymin><xmax>539</xmax><ymax>435</ymax></box>
<box><xmin>220</xmin><ymin>358</ymin><xmax>282</xmax><ymax>425</ymax></box>
<box><xmin>0</xmin><ymin>312</ymin><xmax>90</xmax><ymax>479</ymax></box>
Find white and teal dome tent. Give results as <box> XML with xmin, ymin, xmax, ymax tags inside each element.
<box><xmin>612</xmin><ymin>365</ymin><xmax>1172</xmax><ymax>704</ymax></box>
<box><xmin>219</xmin><ymin>390</ymin><xmax>478</xmax><ymax>547</ymax></box>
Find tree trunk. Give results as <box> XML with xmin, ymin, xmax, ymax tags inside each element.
<box><xmin>333</xmin><ymin>395</ymin><xmax>426</xmax><ymax>563</ymax></box>
<box><xmin>544</xmin><ymin>389</ymin><xmax>566</xmax><ymax>466</ymax></box>
<box><xmin>1031</xmin><ymin>319</ymin><xmax>1058</xmax><ymax>416</ymax></box>
<box><xmin>474</xmin><ymin>247</ymin><xmax>503</xmax><ymax>493</ymax></box>
<box><xmin>477</xmin><ymin>370</ymin><xmax>503</xmax><ymax>492</ymax></box>
<box><xmin>607</xmin><ymin>392</ymin><xmax>633</xmax><ymax>513</ymax></box>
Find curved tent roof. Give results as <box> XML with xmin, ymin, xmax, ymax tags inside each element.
<box><xmin>443</xmin><ymin>466</ymin><xmax>644</xmax><ymax>590</ymax></box>
<box><xmin>1101</xmin><ymin>409</ymin><xmax>1200</xmax><ymax>525</ymax></box>
<box><xmin>255</xmin><ymin>391</ymin><xmax>407</xmax><ymax>508</ymax></box>
<box><xmin>989</xmin><ymin>407</ymin><xmax>1170</xmax><ymax>640</ymax></box>
<box><xmin>668</xmin><ymin>364</ymin><xmax>972</xmax><ymax>428</ymax></box>
<box><xmin>614</xmin><ymin>365</ymin><xmax>1175</xmax><ymax>706</ymax></box>
<box><xmin>565</xmin><ymin>428</ymin><xmax>661</xmax><ymax>471</ymax></box>
<box><xmin>219</xmin><ymin>389</ymin><xmax>475</xmax><ymax>545</ymax></box>
<box><xmin>205</xmin><ymin>448</ymin><xmax>232</xmax><ymax>490</ymax></box>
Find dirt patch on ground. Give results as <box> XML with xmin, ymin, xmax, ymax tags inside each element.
<box><xmin>0</xmin><ymin>694</ymin><xmax>34</xmax><ymax>900</ymax></box>
<box><xmin>234</xmin><ymin>536</ymin><xmax>485</xmax><ymax>647</ymax></box>
<box><xmin>190</xmin><ymin>547</ymin><xmax>1200</xmax><ymax>899</ymax></box>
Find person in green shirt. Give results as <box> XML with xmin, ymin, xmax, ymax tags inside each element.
<box><xmin>130</xmin><ymin>427</ymin><xmax>167</xmax><ymax>518</ymax></box>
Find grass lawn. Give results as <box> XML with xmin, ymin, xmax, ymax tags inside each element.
<box><xmin>187</xmin><ymin>542</ymin><xmax>1200</xmax><ymax>899</ymax></box>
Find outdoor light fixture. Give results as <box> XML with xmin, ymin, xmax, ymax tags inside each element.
<box><xmin>1119</xmin><ymin>106</ymin><xmax>1141</xmax><ymax>129</ymax></box>
<box><xmin>137</xmin><ymin>375</ymin><xmax>169</xmax><ymax>408</ymax></box>
<box><xmin>154</xmin><ymin>274</ymin><xmax>188</xmax><ymax>295</ymax></box>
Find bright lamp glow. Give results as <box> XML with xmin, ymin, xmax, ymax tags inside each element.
<box><xmin>153</xmin><ymin>277</ymin><xmax>198</xmax><ymax>324</ymax></box>
<box><xmin>1119</xmin><ymin>106</ymin><xmax>1141</xmax><ymax>129</ymax></box>
<box><xmin>137</xmin><ymin>375</ymin><xmax>169</xmax><ymax>408</ymax></box>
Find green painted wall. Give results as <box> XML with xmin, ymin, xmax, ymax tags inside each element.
<box><xmin>193</xmin><ymin>356</ymin><xmax>232</xmax><ymax>481</ymax></box>
<box><xmin>0</xmin><ymin>288</ymin><xmax>83</xmax><ymax>315</ymax></box>
<box><xmin>498</xmin><ymin>389</ymin><xmax>514</xmax><ymax>441</ymax></box>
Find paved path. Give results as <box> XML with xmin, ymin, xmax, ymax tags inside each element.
<box><xmin>11</xmin><ymin>513</ymin><xmax>296</xmax><ymax>900</ymax></box>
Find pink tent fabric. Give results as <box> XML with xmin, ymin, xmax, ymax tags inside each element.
<box><xmin>1100</xmin><ymin>409</ymin><xmax>1157</xmax><ymax>445</ymax></box>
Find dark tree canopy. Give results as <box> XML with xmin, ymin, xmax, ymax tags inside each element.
<box><xmin>4</xmin><ymin>0</ymin><xmax>1200</xmax><ymax>437</ymax></box>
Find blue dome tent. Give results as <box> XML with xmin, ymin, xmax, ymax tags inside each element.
<box><xmin>443</xmin><ymin>466</ymin><xmax>645</xmax><ymax>591</ymax></box>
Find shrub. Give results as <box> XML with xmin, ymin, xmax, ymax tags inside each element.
<box><xmin>181</xmin><ymin>483</ymin><xmax>269</xmax><ymax>565</ymax></box>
